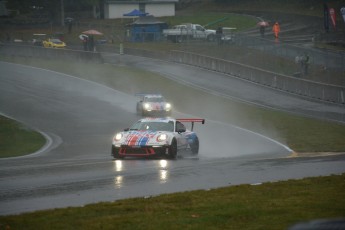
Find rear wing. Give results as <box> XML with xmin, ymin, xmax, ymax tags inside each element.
<box><xmin>176</xmin><ymin>118</ymin><xmax>205</xmax><ymax>131</ymax></box>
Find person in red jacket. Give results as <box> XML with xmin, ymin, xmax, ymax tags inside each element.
<box><xmin>272</xmin><ymin>22</ymin><xmax>280</xmax><ymax>39</ymax></box>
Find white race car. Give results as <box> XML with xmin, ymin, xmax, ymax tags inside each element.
<box><xmin>136</xmin><ymin>94</ymin><xmax>172</xmax><ymax>116</ymax></box>
<box><xmin>111</xmin><ymin>117</ymin><xmax>205</xmax><ymax>159</ymax></box>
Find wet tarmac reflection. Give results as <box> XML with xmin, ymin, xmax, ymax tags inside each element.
<box><xmin>159</xmin><ymin>160</ymin><xmax>168</xmax><ymax>183</ymax></box>
<box><xmin>113</xmin><ymin>160</ymin><xmax>123</xmax><ymax>188</ymax></box>
<box><xmin>114</xmin><ymin>160</ymin><xmax>123</xmax><ymax>172</ymax></box>
<box><xmin>112</xmin><ymin>159</ymin><xmax>170</xmax><ymax>188</ymax></box>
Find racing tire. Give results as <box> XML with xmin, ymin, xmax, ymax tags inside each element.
<box><xmin>190</xmin><ymin>137</ymin><xmax>199</xmax><ymax>155</ymax></box>
<box><xmin>168</xmin><ymin>138</ymin><xmax>177</xmax><ymax>159</ymax></box>
<box><xmin>112</xmin><ymin>146</ymin><xmax>124</xmax><ymax>159</ymax></box>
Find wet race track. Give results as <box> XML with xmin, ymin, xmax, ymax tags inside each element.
<box><xmin>1</xmin><ymin>60</ymin><xmax>345</xmax><ymax>215</ymax></box>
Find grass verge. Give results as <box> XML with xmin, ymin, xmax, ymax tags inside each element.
<box><xmin>0</xmin><ymin>173</ymin><xmax>344</xmax><ymax>229</ymax></box>
<box><xmin>0</xmin><ymin>115</ymin><xmax>45</xmax><ymax>158</ymax></box>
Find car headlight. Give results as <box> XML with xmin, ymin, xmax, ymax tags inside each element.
<box><xmin>114</xmin><ymin>133</ymin><xmax>122</xmax><ymax>141</ymax></box>
<box><xmin>165</xmin><ymin>103</ymin><xmax>171</xmax><ymax>110</ymax></box>
<box><xmin>144</xmin><ymin>103</ymin><xmax>151</xmax><ymax>110</ymax></box>
<box><xmin>157</xmin><ymin>134</ymin><xmax>168</xmax><ymax>142</ymax></box>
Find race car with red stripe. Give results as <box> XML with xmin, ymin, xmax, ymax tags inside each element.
<box><xmin>111</xmin><ymin>117</ymin><xmax>205</xmax><ymax>159</ymax></box>
<box><xmin>136</xmin><ymin>94</ymin><xmax>172</xmax><ymax>116</ymax></box>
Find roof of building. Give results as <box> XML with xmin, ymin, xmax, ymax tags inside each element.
<box><xmin>131</xmin><ymin>15</ymin><xmax>167</xmax><ymax>25</ymax></box>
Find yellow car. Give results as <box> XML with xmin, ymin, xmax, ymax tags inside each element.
<box><xmin>43</xmin><ymin>38</ymin><xmax>66</xmax><ymax>48</ymax></box>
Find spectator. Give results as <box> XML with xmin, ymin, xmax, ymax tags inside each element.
<box><xmin>88</xmin><ymin>35</ymin><xmax>94</xmax><ymax>51</ymax></box>
<box><xmin>83</xmin><ymin>36</ymin><xmax>88</xmax><ymax>51</ymax></box>
<box><xmin>302</xmin><ymin>53</ymin><xmax>310</xmax><ymax>76</ymax></box>
<box><xmin>295</xmin><ymin>53</ymin><xmax>310</xmax><ymax>77</ymax></box>
<box><xmin>272</xmin><ymin>22</ymin><xmax>280</xmax><ymax>39</ymax></box>
<box><xmin>216</xmin><ymin>26</ymin><xmax>223</xmax><ymax>45</ymax></box>
<box><xmin>260</xmin><ymin>25</ymin><xmax>265</xmax><ymax>37</ymax></box>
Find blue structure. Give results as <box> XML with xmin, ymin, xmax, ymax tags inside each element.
<box><xmin>123</xmin><ymin>9</ymin><xmax>148</xmax><ymax>17</ymax></box>
<box><xmin>129</xmin><ymin>16</ymin><xmax>168</xmax><ymax>42</ymax></box>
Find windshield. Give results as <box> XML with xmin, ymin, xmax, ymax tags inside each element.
<box><xmin>144</xmin><ymin>97</ymin><xmax>164</xmax><ymax>103</ymax></box>
<box><xmin>51</xmin><ymin>39</ymin><xmax>63</xmax><ymax>44</ymax></box>
<box><xmin>130</xmin><ymin>121</ymin><xmax>174</xmax><ymax>132</ymax></box>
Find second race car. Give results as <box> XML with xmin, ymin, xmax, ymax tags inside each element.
<box><xmin>136</xmin><ymin>94</ymin><xmax>172</xmax><ymax>116</ymax></box>
<box><xmin>111</xmin><ymin>117</ymin><xmax>205</xmax><ymax>159</ymax></box>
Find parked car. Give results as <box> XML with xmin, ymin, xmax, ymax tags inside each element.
<box><xmin>163</xmin><ymin>23</ymin><xmax>216</xmax><ymax>43</ymax></box>
<box><xmin>43</xmin><ymin>38</ymin><xmax>66</xmax><ymax>48</ymax></box>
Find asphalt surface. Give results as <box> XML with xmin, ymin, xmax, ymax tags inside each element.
<box><xmin>0</xmin><ymin>58</ymin><xmax>344</xmax><ymax>216</ymax></box>
<box><xmin>103</xmin><ymin>53</ymin><xmax>345</xmax><ymax>123</ymax></box>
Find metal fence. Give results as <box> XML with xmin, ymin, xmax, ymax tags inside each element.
<box><xmin>168</xmin><ymin>50</ymin><xmax>345</xmax><ymax>105</ymax></box>
<box><xmin>1</xmin><ymin>43</ymin><xmax>344</xmax><ymax>105</ymax></box>
<box><xmin>234</xmin><ymin>33</ymin><xmax>345</xmax><ymax>72</ymax></box>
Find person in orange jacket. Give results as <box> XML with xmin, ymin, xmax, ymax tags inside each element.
<box><xmin>272</xmin><ymin>22</ymin><xmax>280</xmax><ymax>39</ymax></box>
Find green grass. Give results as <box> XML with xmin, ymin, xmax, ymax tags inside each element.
<box><xmin>0</xmin><ymin>115</ymin><xmax>46</xmax><ymax>158</ymax></box>
<box><xmin>0</xmin><ymin>173</ymin><xmax>344</xmax><ymax>229</ymax></box>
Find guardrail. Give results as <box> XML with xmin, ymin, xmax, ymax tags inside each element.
<box><xmin>169</xmin><ymin>50</ymin><xmax>345</xmax><ymax>105</ymax></box>
<box><xmin>1</xmin><ymin>44</ymin><xmax>344</xmax><ymax>105</ymax></box>
<box><xmin>0</xmin><ymin>44</ymin><xmax>103</xmax><ymax>63</ymax></box>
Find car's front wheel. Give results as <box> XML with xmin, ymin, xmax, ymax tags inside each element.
<box><xmin>112</xmin><ymin>146</ymin><xmax>124</xmax><ymax>159</ymax></box>
<box><xmin>168</xmin><ymin>138</ymin><xmax>177</xmax><ymax>159</ymax></box>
